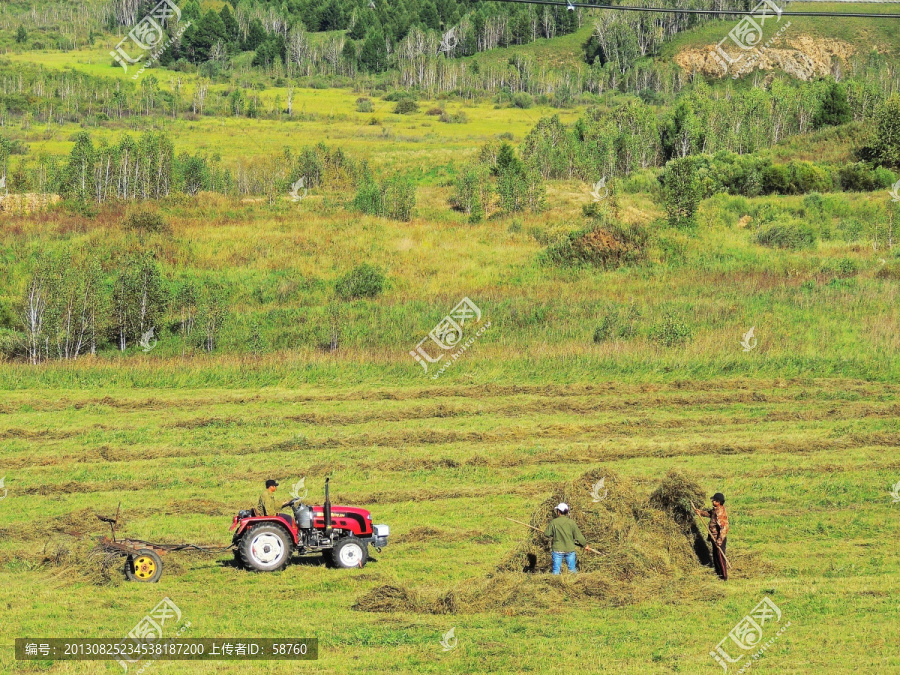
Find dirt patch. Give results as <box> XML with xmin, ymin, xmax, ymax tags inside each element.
<box><xmin>675</xmin><ymin>34</ymin><xmax>857</xmax><ymax>81</ymax></box>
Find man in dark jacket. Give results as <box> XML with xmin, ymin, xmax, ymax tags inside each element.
<box><xmin>544</xmin><ymin>503</ymin><xmax>588</xmax><ymax>574</ymax></box>
<box><xmin>694</xmin><ymin>492</ymin><xmax>729</xmax><ymax>580</ymax></box>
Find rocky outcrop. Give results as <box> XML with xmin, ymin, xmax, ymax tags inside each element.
<box><xmin>674</xmin><ymin>34</ymin><xmax>858</xmax><ymax>81</ymax></box>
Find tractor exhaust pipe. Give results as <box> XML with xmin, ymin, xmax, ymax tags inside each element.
<box><xmin>324</xmin><ymin>477</ymin><xmax>332</xmax><ymax>536</ymax></box>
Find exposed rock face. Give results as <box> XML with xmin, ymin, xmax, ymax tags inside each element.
<box><xmin>675</xmin><ymin>34</ymin><xmax>858</xmax><ymax>81</ymax></box>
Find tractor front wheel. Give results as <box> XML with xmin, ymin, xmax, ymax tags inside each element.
<box><xmin>126</xmin><ymin>549</ymin><xmax>164</xmax><ymax>582</ymax></box>
<box><xmin>332</xmin><ymin>537</ymin><xmax>368</xmax><ymax>569</ymax></box>
<box><xmin>239</xmin><ymin>524</ymin><xmax>292</xmax><ymax>572</ymax></box>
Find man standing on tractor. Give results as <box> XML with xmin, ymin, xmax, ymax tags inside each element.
<box><xmin>544</xmin><ymin>503</ymin><xmax>588</xmax><ymax>575</ymax></box>
<box><xmin>257</xmin><ymin>479</ymin><xmax>292</xmax><ymax>517</ymax></box>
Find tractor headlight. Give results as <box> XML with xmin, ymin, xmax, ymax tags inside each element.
<box><xmin>371</xmin><ymin>524</ymin><xmax>389</xmax><ymax>550</ymax></box>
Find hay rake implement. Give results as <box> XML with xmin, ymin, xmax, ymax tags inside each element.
<box><xmin>95</xmin><ymin>505</ymin><xmax>233</xmax><ymax>583</ymax></box>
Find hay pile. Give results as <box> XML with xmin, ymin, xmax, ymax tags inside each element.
<box><xmin>39</xmin><ymin>537</ymin><xmax>125</xmax><ymax>586</ymax></box>
<box><xmin>355</xmin><ymin>468</ymin><xmax>743</xmax><ymax>615</ymax></box>
<box><xmin>497</xmin><ymin>468</ymin><xmax>706</xmax><ymax>579</ymax></box>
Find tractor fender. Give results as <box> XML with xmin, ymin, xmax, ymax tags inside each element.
<box><xmin>233</xmin><ymin>516</ymin><xmax>298</xmax><ymax>545</ymax></box>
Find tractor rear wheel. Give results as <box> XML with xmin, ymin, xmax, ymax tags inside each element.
<box><xmin>332</xmin><ymin>537</ymin><xmax>368</xmax><ymax>569</ymax></box>
<box><xmin>125</xmin><ymin>549</ymin><xmax>163</xmax><ymax>582</ymax></box>
<box><xmin>240</xmin><ymin>524</ymin><xmax>292</xmax><ymax>572</ymax></box>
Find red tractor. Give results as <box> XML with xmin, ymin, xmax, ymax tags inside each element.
<box><xmin>230</xmin><ymin>478</ymin><xmax>389</xmax><ymax>571</ymax></box>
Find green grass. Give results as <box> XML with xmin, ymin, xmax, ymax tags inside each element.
<box><xmin>1</xmin><ymin>7</ymin><xmax>900</xmax><ymax>673</ymax></box>
<box><xmin>1</xmin><ymin>379</ymin><xmax>898</xmax><ymax>673</ymax></box>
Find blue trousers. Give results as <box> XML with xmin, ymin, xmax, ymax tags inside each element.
<box><xmin>552</xmin><ymin>551</ymin><xmax>577</xmax><ymax>574</ymax></box>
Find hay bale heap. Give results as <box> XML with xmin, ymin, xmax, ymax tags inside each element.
<box><xmin>498</xmin><ymin>468</ymin><xmax>706</xmax><ymax>581</ymax></box>
<box><xmin>355</xmin><ymin>468</ymin><xmax>722</xmax><ymax>615</ymax></box>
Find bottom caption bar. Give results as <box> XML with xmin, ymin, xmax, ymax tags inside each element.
<box><xmin>16</xmin><ymin>639</ymin><xmax>318</xmax><ymax>661</ymax></box>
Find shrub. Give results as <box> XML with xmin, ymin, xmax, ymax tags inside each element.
<box><xmin>497</xmin><ymin>165</ymin><xmax>545</xmax><ymax>214</ymax></box>
<box><xmin>0</xmin><ymin>328</ymin><xmax>22</xmax><ymax>360</ymax></box>
<box><xmin>512</xmin><ymin>93</ymin><xmax>533</xmax><ymax>109</ymax></box>
<box><xmin>439</xmin><ymin>111</ymin><xmax>468</xmax><ymax>124</ymax></box>
<box><xmin>179</xmin><ymin>153</ymin><xmax>210</xmax><ymax>195</ymax></box>
<box><xmin>820</xmin><ymin>258</ymin><xmax>858</xmax><ymax>278</ymax></box>
<box><xmin>394</xmin><ymin>99</ymin><xmax>419</xmax><ymax>114</ymax></box>
<box><xmin>383</xmin><ymin>91</ymin><xmax>417</xmax><ymax>102</ymax></box>
<box><xmin>593</xmin><ymin>314</ymin><xmax>616</xmax><ymax>343</ymax></box>
<box><xmin>694</xmin><ymin>152</ymin><xmax>768</xmax><ymax>198</ymax></box>
<box><xmin>838</xmin><ymin>162</ymin><xmax>896</xmax><ymax>192</ymax></box>
<box><xmin>335</xmin><ymin>264</ymin><xmax>386</xmax><ymax>300</ymax></box>
<box><xmin>876</xmin><ymin>263</ymin><xmax>900</xmax><ymax>280</ymax></box>
<box><xmin>352</xmin><ymin>174</ymin><xmax>416</xmax><ymax>221</ymax></box>
<box><xmin>450</xmin><ymin>164</ymin><xmax>492</xmax><ymax>222</ymax></box>
<box><xmin>292</xmin><ymin>143</ymin><xmax>361</xmax><ymax>190</ymax></box>
<box><xmin>762</xmin><ymin>161</ymin><xmax>833</xmax><ymax>195</ymax></box>
<box><xmin>650</xmin><ymin>311</ymin><xmax>691</xmax><ymax>347</ymax></box>
<box><xmin>865</xmin><ymin>93</ymin><xmax>900</xmax><ymax>169</ymax></box>
<box><xmin>661</xmin><ymin>156</ymin><xmax>701</xmax><ymax>229</ymax></box>
<box><xmin>543</xmin><ymin>219</ymin><xmax>648</xmax><ymax>269</ymax></box>
<box><xmin>356</xmin><ymin>97</ymin><xmax>374</xmax><ymax>113</ymax></box>
<box><xmin>425</xmin><ymin>107</ymin><xmax>444</xmax><ymax>116</ymax></box>
<box><xmin>814</xmin><ymin>82</ymin><xmax>851</xmax><ymax>128</ymax></box>
<box><xmin>754</xmin><ymin>221</ymin><xmax>817</xmax><ymax>249</ymax></box>
<box><xmin>125</xmin><ymin>211</ymin><xmax>169</xmax><ymax>234</ymax></box>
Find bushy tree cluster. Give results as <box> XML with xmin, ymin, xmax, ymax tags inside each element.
<box><xmin>450</xmin><ymin>141</ymin><xmax>544</xmax><ymax>221</ymax></box>
<box><xmin>12</xmin><ymin>243</ymin><xmax>231</xmax><ymax>363</ymax></box>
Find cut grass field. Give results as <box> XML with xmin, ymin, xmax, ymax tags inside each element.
<box><xmin>0</xmin><ymin>377</ymin><xmax>898</xmax><ymax>673</ymax></box>
<box><xmin>3</xmin><ymin>10</ymin><xmax>900</xmax><ymax>673</ymax></box>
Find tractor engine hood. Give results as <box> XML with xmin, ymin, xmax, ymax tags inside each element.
<box><xmin>309</xmin><ymin>505</ymin><xmax>373</xmax><ymax>536</ymax></box>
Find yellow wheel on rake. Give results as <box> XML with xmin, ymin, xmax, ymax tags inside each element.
<box><xmin>125</xmin><ymin>548</ymin><xmax>164</xmax><ymax>583</ymax></box>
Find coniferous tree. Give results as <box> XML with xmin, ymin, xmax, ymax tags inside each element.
<box><xmin>360</xmin><ymin>28</ymin><xmax>388</xmax><ymax>72</ymax></box>
<box><xmin>814</xmin><ymin>82</ymin><xmax>852</xmax><ymax>129</ymax></box>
